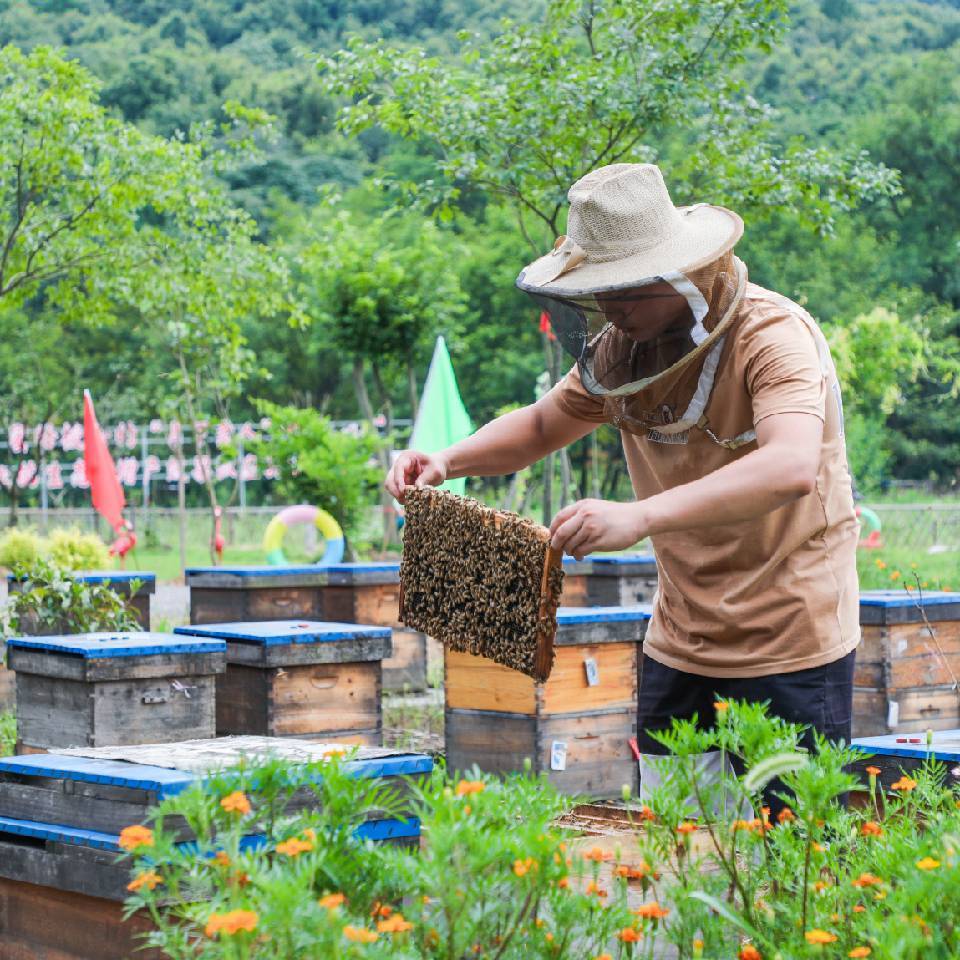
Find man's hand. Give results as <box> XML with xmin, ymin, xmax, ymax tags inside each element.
<box><xmin>386</xmin><ymin>450</ymin><xmax>449</xmax><ymax>502</ymax></box>
<box><xmin>549</xmin><ymin>499</ymin><xmax>647</xmax><ymax>560</ymax></box>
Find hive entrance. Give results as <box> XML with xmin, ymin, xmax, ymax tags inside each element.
<box><xmin>399</xmin><ymin>488</ymin><xmax>564</xmax><ymax>681</ymax></box>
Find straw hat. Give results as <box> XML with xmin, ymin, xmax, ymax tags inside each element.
<box><xmin>516</xmin><ymin>164</ymin><xmax>743</xmax><ymax>296</ymax></box>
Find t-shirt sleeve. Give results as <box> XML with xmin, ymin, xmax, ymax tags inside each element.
<box><xmin>742</xmin><ymin>310</ymin><xmax>827</xmax><ymax>426</ymax></box>
<box><xmin>548</xmin><ymin>365</ymin><xmax>612</xmax><ymax>425</ymax></box>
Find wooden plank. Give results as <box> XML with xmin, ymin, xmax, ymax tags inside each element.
<box><xmin>246</xmin><ymin>586</ymin><xmax>324</xmax><ymax>621</ymax></box>
<box><xmin>538</xmin><ymin>710</ymin><xmax>637</xmax><ymax>798</ymax></box>
<box><xmin>321</xmin><ymin>583</ymin><xmax>402</xmax><ymax>626</ymax></box>
<box><xmin>91</xmin><ymin>675</ymin><xmax>217</xmax><ymax>747</ymax></box>
<box><xmin>16</xmin><ymin>675</ymin><xmax>94</xmax><ymax>751</ymax></box>
<box><xmin>0</xmin><ymin>781</ymin><xmax>150</xmax><ymax>836</ymax></box>
<box><xmin>189</xmin><ymin>587</ymin><xmax>247</xmax><ymax>624</ymax></box>
<box><xmin>540</xmin><ymin>642</ymin><xmax>637</xmax><ymax>715</ymax></box>
<box><xmin>268</xmin><ymin>662</ymin><xmax>381</xmax><ymax>737</ymax></box>
<box><xmin>382</xmin><ymin>629</ymin><xmax>427</xmax><ymax>692</ymax></box>
<box><xmin>0</xmin><ymin>874</ymin><xmax>161</xmax><ymax>959</ymax></box>
<box><xmin>444</xmin><ymin>650</ymin><xmax>536</xmax><ymax>713</ymax></box>
<box><xmin>559</xmin><ymin>574</ymin><xmax>589</xmax><ymax>607</ymax></box>
<box><xmin>886</xmin><ymin>620</ymin><xmax>960</xmax><ymax>690</ymax></box>
<box><xmin>445</xmin><ymin>709</ymin><xmax>536</xmax><ymax>776</ymax></box>
<box><xmin>216</xmin><ymin>665</ymin><xmax>269</xmax><ymax>736</ymax></box>
<box><xmin>554</xmin><ymin>617</ymin><xmax>648</xmax><ymax>646</ymax></box>
<box><xmin>221</xmin><ymin>635</ymin><xmax>392</xmax><ymax>668</ymax></box>
<box><xmin>8</xmin><ymin>648</ymin><xmax>225</xmax><ymax>683</ymax></box>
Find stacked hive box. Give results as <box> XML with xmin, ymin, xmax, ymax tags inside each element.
<box><xmin>174</xmin><ymin>620</ymin><xmax>392</xmax><ymax>744</ymax></box>
<box><xmin>854</xmin><ymin>590</ymin><xmax>960</xmax><ymax>737</ymax></box>
<box><xmin>445</xmin><ymin>606</ymin><xmax>651</xmax><ymax>797</ymax></box>
<box><xmin>1</xmin><ymin>571</ymin><xmax>157</xmax><ymax>710</ymax></box>
<box><xmin>0</xmin><ymin>737</ymin><xmax>432</xmax><ymax>960</ymax></box>
<box><xmin>186</xmin><ymin>563</ymin><xmax>428</xmax><ymax>691</ymax></box>
<box><xmin>7</xmin><ymin>632</ymin><xmax>225</xmax><ymax>753</ymax></box>
<box><xmin>320</xmin><ymin>562</ymin><xmax>430</xmax><ymax>691</ymax></box>
<box><xmin>850</xmin><ymin>729</ymin><xmax>960</xmax><ymax>794</ymax></box>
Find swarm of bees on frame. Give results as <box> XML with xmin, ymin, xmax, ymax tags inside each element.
<box><xmin>400</xmin><ymin>487</ymin><xmax>564</xmax><ymax>680</ymax></box>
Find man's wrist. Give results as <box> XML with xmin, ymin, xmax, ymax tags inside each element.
<box><xmin>630</xmin><ymin>498</ymin><xmax>659</xmax><ymax>541</ymax></box>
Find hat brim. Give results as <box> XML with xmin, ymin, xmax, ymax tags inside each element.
<box><xmin>515</xmin><ymin>204</ymin><xmax>743</xmax><ymax>297</ymax></box>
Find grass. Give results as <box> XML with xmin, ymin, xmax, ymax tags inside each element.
<box><xmin>857</xmin><ymin>546</ymin><xmax>960</xmax><ymax>592</ymax></box>
<box><xmin>0</xmin><ymin>712</ymin><xmax>14</xmax><ymax>757</ymax></box>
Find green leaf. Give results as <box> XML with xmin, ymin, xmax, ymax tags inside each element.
<box><xmin>742</xmin><ymin>752</ymin><xmax>808</xmax><ymax>793</ymax></box>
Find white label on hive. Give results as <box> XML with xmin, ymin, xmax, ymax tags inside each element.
<box><xmin>550</xmin><ymin>740</ymin><xmax>567</xmax><ymax>771</ymax></box>
<box><xmin>887</xmin><ymin>700</ymin><xmax>900</xmax><ymax>729</ymax></box>
<box><xmin>583</xmin><ymin>657</ymin><xmax>600</xmax><ymax>686</ymax></box>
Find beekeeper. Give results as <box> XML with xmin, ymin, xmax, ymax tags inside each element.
<box><xmin>386</xmin><ymin>164</ymin><xmax>859</xmax><ymax>810</ymax></box>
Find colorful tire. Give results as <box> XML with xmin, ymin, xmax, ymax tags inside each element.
<box><xmin>855</xmin><ymin>505</ymin><xmax>883</xmax><ymax>549</ymax></box>
<box><xmin>263</xmin><ymin>504</ymin><xmax>345</xmax><ymax>566</ymax></box>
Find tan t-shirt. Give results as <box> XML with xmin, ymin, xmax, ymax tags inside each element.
<box><xmin>550</xmin><ymin>281</ymin><xmax>860</xmax><ymax>678</ymax></box>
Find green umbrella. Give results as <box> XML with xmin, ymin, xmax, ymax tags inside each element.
<box><xmin>409</xmin><ymin>336</ymin><xmax>473</xmax><ymax>495</ymax></box>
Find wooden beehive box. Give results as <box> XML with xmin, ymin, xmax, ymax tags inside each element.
<box><xmin>577</xmin><ymin>554</ymin><xmax>659</xmax><ymax>607</ymax></box>
<box><xmin>445</xmin><ymin>605</ymin><xmax>651</xmax><ymax>798</ymax></box>
<box><xmin>854</xmin><ymin>590</ymin><xmax>960</xmax><ymax>737</ymax></box>
<box><xmin>186</xmin><ymin>563</ymin><xmax>328</xmax><ymax>624</ymax></box>
<box><xmin>7</xmin><ymin>569</ymin><xmax>156</xmax><ymax>630</ymax></box>
<box><xmin>0</xmin><ymin>738</ymin><xmax>431</xmax><ymax>960</ymax></box>
<box><xmin>559</xmin><ymin>556</ymin><xmax>593</xmax><ymax>605</ymax></box>
<box><xmin>849</xmin><ymin>729</ymin><xmax>960</xmax><ymax>796</ymax></box>
<box><xmin>321</xmin><ymin>562</ymin><xmax>431</xmax><ymax>692</ymax></box>
<box><xmin>174</xmin><ymin>620</ymin><xmax>392</xmax><ymax>744</ymax></box>
<box><xmin>7</xmin><ymin>633</ymin><xmax>226</xmax><ymax>753</ymax></box>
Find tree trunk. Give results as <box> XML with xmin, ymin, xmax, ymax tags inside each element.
<box><xmin>406</xmin><ymin>361</ymin><xmax>419</xmax><ymax>420</ymax></box>
<box><xmin>371</xmin><ymin>362</ymin><xmax>397</xmax><ymax>549</ymax></box>
<box><xmin>590</xmin><ymin>431</ymin><xmax>601</xmax><ymax>498</ymax></box>
<box><xmin>176</xmin><ymin>446</ymin><xmax>187</xmax><ymax>576</ymax></box>
<box><xmin>353</xmin><ymin>359</ymin><xmax>394</xmax><ymax>552</ymax></box>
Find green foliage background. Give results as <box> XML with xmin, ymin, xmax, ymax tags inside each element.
<box><xmin>2</xmin><ymin>0</ymin><xmax>960</xmax><ymax>496</ymax></box>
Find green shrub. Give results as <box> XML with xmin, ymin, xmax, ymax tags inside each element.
<box><xmin>124</xmin><ymin>706</ymin><xmax>960</xmax><ymax>959</ymax></box>
<box><xmin>47</xmin><ymin>527</ymin><xmax>111</xmax><ymax>571</ymax></box>
<box><xmin>0</xmin><ymin>712</ymin><xmax>14</xmax><ymax>757</ymax></box>
<box><xmin>0</xmin><ymin>527</ymin><xmax>45</xmax><ymax>569</ymax></box>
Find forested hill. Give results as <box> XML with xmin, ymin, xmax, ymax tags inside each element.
<box><xmin>2</xmin><ymin>0</ymin><xmax>960</xmax><ymax>487</ymax></box>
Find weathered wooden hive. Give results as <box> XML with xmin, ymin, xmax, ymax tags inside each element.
<box><xmin>0</xmin><ymin>737</ymin><xmax>432</xmax><ymax>960</ymax></box>
<box><xmin>7</xmin><ymin>632</ymin><xmax>225</xmax><ymax>753</ymax></box>
<box><xmin>850</xmin><ymin>729</ymin><xmax>960</xmax><ymax>794</ymax></box>
<box><xmin>854</xmin><ymin>590</ymin><xmax>960</xmax><ymax>737</ymax></box>
<box><xmin>174</xmin><ymin>619</ymin><xmax>391</xmax><ymax>744</ymax></box>
<box><xmin>186</xmin><ymin>563</ymin><xmax>327</xmax><ymax>624</ymax></box>
<box><xmin>319</xmin><ymin>562</ymin><xmax>431</xmax><ymax>691</ymax></box>
<box><xmin>445</xmin><ymin>605</ymin><xmax>651</xmax><ymax>798</ymax></box>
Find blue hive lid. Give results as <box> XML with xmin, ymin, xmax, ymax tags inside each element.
<box><xmin>7</xmin><ymin>569</ymin><xmax>155</xmax><ymax>584</ymax></box>
<box><xmin>860</xmin><ymin>590</ymin><xmax>960</xmax><ymax>608</ymax></box>
<box><xmin>323</xmin><ymin>562</ymin><xmax>400</xmax><ymax>574</ymax></box>
<box><xmin>586</xmin><ymin>553</ymin><xmax>656</xmax><ymax>566</ymax></box>
<box><xmin>556</xmin><ymin>605</ymin><xmax>652</xmax><ymax>624</ymax></box>
<box><xmin>0</xmin><ymin>750</ymin><xmax>434</xmax><ymax>798</ymax></box>
<box><xmin>5</xmin><ymin>632</ymin><xmax>226</xmax><ymax>659</ymax></box>
<box><xmin>174</xmin><ymin>620</ymin><xmax>391</xmax><ymax>646</ymax></box>
<box><xmin>185</xmin><ymin>564</ymin><xmax>326</xmax><ymax>577</ymax></box>
<box><xmin>852</xmin><ymin>730</ymin><xmax>960</xmax><ymax>762</ymax></box>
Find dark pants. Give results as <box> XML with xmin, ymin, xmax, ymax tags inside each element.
<box><xmin>637</xmin><ymin>650</ymin><xmax>856</xmax><ymax>817</ymax></box>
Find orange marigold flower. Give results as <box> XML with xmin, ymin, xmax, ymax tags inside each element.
<box><xmin>634</xmin><ymin>902</ymin><xmax>670</xmax><ymax>920</ymax></box>
<box><xmin>220</xmin><ymin>791</ymin><xmax>251</xmax><ymax>816</ymax></box>
<box><xmin>805</xmin><ymin>929</ymin><xmax>838</xmax><ymax>945</ymax></box>
<box><xmin>343</xmin><ymin>926</ymin><xmax>378</xmax><ymax>943</ymax></box>
<box><xmin>371</xmin><ymin>903</ymin><xmax>393</xmax><ymax>918</ymax></box>
<box><xmin>865</xmin><ymin>766</ymin><xmax>881</xmax><ymax>777</ymax></box>
<box><xmin>853</xmin><ymin>905</ymin><xmax>866</xmax><ymax>913</ymax></box>
<box><xmin>377</xmin><ymin>913</ymin><xmax>413</xmax><ymax>934</ymax></box>
<box><xmin>637</xmin><ymin>805</ymin><xmax>657</xmax><ymax>822</ymax></box>
<box><xmin>513</xmin><ymin>857</ymin><xmax>536</xmax><ymax>877</ymax></box>
<box><xmin>557</xmin><ymin>876</ymin><xmax>569</xmax><ymax>889</ymax></box>
<box><xmin>813</xmin><ymin>880</ymin><xmax>831</xmax><ymax>893</ymax></box>
<box><xmin>714</xmin><ymin>701</ymin><xmax>729</xmax><ymax>712</ymax></box>
<box><xmin>455</xmin><ymin>779</ymin><xmax>485</xmax><ymax>796</ymax></box>
<box><xmin>849</xmin><ymin>949</ymin><xmax>871</xmax><ymax>958</ymax></box>
<box><xmin>205</xmin><ymin>910</ymin><xmax>258</xmax><ymax>938</ymax></box>
<box><xmin>861</xmin><ymin>821</ymin><xmax>883</xmax><ymax>837</ymax></box>
<box><xmin>127</xmin><ymin>870</ymin><xmax>162</xmax><ymax>893</ymax></box>
<box><xmin>276</xmin><ymin>837</ymin><xmax>313</xmax><ymax>857</ymax></box>
<box><xmin>118</xmin><ymin>825</ymin><xmax>154</xmax><ymax>852</ymax></box>
<box><xmin>851</xmin><ymin>873</ymin><xmax>883</xmax><ymax>888</ymax></box>
<box><xmin>891</xmin><ymin>776</ymin><xmax>917</xmax><ymax>792</ymax></box>
<box><xmin>890</xmin><ymin>570</ymin><xmax>901</xmax><ymax>581</ymax></box>
<box><xmin>812</xmin><ymin>842</ymin><xmax>825</xmax><ymax>853</ymax></box>
<box><xmin>318</xmin><ymin>893</ymin><xmax>345</xmax><ymax>910</ymax></box>
<box><xmin>616</xmin><ymin>927</ymin><xmax>643</xmax><ymax>943</ymax></box>
<box><xmin>777</xmin><ymin>807</ymin><xmax>796</xmax><ymax>824</ymax></box>
<box><xmin>585</xmin><ymin>880</ymin><xmax>608</xmax><ymax>898</ymax></box>
<box><xmin>213</xmin><ymin>851</ymin><xmax>231</xmax><ymax>867</ymax></box>
<box><xmin>582</xmin><ymin>846</ymin><xmax>613</xmax><ymax>862</ymax></box>
<box><xmin>677</xmin><ymin>821</ymin><xmax>697</xmax><ymax>834</ymax></box>
<box><xmin>593</xmin><ymin>955</ymin><xmax>613</xmax><ymax>960</ymax></box>
<box><xmin>916</xmin><ymin>857</ymin><xmax>941</xmax><ymax>870</ymax></box>
<box><xmin>739</xmin><ymin>946</ymin><xmax>762</xmax><ymax>960</ymax></box>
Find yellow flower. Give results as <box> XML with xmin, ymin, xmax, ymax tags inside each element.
<box><xmin>849</xmin><ymin>949</ymin><xmax>871</xmax><ymax>958</ymax></box>
<box><xmin>220</xmin><ymin>791</ymin><xmax>251</xmax><ymax>816</ymax></box>
<box><xmin>455</xmin><ymin>779</ymin><xmax>485</xmax><ymax>796</ymax></box>
<box><xmin>343</xmin><ymin>926</ymin><xmax>378</xmax><ymax>943</ymax></box>
<box><xmin>874</xmin><ymin>559</ymin><xmax>887</xmax><ymax>570</ymax></box>
<box><xmin>276</xmin><ymin>836</ymin><xmax>314</xmax><ymax>857</ymax></box>
<box><xmin>916</xmin><ymin>857</ymin><xmax>941</xmax><ymax>870</ymax></box>
<box><xmin>890</xmin><ymin>570</ymin><xmax>901</xmax><ymax>581</ymax></box>
<box><xmin>513</xmin><ymin>857</ymin><xmax>536</xmax><ymax>876</ymax></box>
<box><xmin>205</xmin><ymin>910</ymin><xmax>258</xmax><ymax>938</ymax></box>
<box><xmin>377</xmin><ymin>913</ymin><xmax>413</xmax><ymax>934</ymax></box>
<box><xmin>805</xmin><ymin>929</ymin><xmax>838</xmax><ymax>945</ymax></box>
<box><xmin>118</xmin><ymin>825</ymin><xmax>154</xmax><ymax>852</ymax></box>
<box><xmin>318</xmin><ymin>892</ymin><xmax>345</xmax><ymax>910</ymax></box>
<box><xmin>851</xmin><ymin>873</ymin><xmax>883</xmax><ymax>888</ymax></box>
<box><xmin>126</xmin><ymin>870</ymin><xmax>163</xmax><ymax>893</ymax></box>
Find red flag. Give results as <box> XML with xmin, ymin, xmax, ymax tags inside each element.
<box><xmin>83</xmin><ymin>390</ymin><xmax>125</xmax><ymax>532</ymax></box>
<box><xmin>538</xmin><ymin>310</ymin><xmax>556</xmax><ymax>342</ymax></box>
